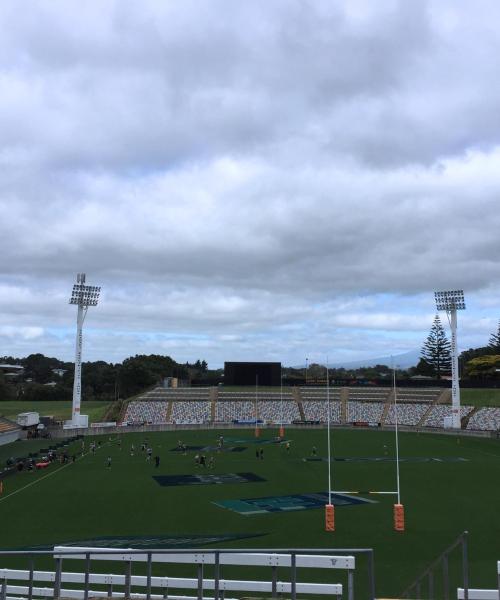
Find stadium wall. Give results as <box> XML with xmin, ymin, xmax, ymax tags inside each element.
<box><xmin>46</xmin><ymin>422</ymin><xmax>497</xmax><ymax>439</ymax></box>
<box><xmin>0</xmin><ymin>429</ymin><xmax>21</xmax><ymax>447</ymax></box>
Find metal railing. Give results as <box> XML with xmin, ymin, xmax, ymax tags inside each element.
<box><xmin>0</xmin><ymin>546</ymin><xmax>377</xmax><ymax>600</ymax></box>
<box><xmin>400</xmin><ymin>530</ymin><xmax>469</xmax><ymax>599</ymax></box>
<box><xmin>457</xmin><ymin>560</ymin><xmax>500</xmax><ymax>599</ymax></box>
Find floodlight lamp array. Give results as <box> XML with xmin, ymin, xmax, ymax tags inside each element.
<box><xmin>434</xmin><ymin>290</ymin><xmax>466</xmax><ymax>311</ymax></box>
<box><xmin>69</xmin><ymin>284</ymin><xmax>101</xmax><ymax>306</ymax></box>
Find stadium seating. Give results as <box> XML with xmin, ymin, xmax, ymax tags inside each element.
<box><xmin>466</xmin><ymin>407</ymin><xmax>500</xmax><ymax>432</ymax></box>
<box><xmin>385</xmin><ymin>403</ymin><xmax>429</xmax><ymax>426</ymax></box>
<box><xmin>423</xmin><ymin>404</ymin><xmax>474</xmax><ymax>427</ymax></box>
<box><xmin>124</xmin><ymin>387</ymin><xmax>213</xmax><ymax>425</ymax></box>
<box><xmin>139</xmin><ymin>387</ymin><xmax>212</xmax><ymax>401</ymax></box>
<box><xmin>122</xmin><ymin>386</ymin><xmax>497</xmax><ymax>432</ymax></box>
<box><xmin>170</xmin><ymin>401</ymin><xmax>211</xmax><ymax>424</ymax></box>
<box><xmin>257</xmin><ymin>401</ymin><xmax>300</xmax><ymax>423</ymax></box>
<box><xmin>216</xmin><ymin>391</ymin><xmax>299</xmax><ymax>424</ymax></box>
<box><xmin>0</xmin><ymin>418</ymin><xmax>20</xmax><ymax>434</ymax></box>
<box><xmin>302</xmin><ymin>400</ymin><xmax>342</xmax><ymax>423</ymax></box>
<box><xmin>123</xmin><ymin>401</ymin><xmax>168</xmax><ymax>424</ymax></box>
<box><xmin>395</xmin><ymin>388</ymin><xmax>443</xmax><ymax>402</ymax></box>
<box><xmin>215</xmin><ymin>400</ymin><xmax>299</xmax><ymax>423</ymax></box>
<box><xmin>346</xmin><ymin>388</ymin><xmax>391</xmax><ymax>403</ymax></box>
<box><xmin>298</xmin><ymin>388</ymin><xmax>342</xmax><ymax>423</ymax></box>
<box><xmin>0</xmin><ymin>417</ymin><xmax>21</xmax><ymax>447</ymax></box>
<box><xmin>215</xmin><ymin>400</ymin><xmax>255</xmax><ymax>422</ymax></box>
<box><xmin>299</xmin><ymin>388</ymin><xmax>342</xmax><ymax>401</ymax></box>
<box><xmin>347</xmin><ymin>401</ymin><xmax>384</xmax><ymax>423</ymax></box>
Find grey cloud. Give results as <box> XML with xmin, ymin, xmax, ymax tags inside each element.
<box><xmin>0</xmin><ymin>1</ymin><xmax>498</xmax><ymax>177</ymax></box>
<box><xmin>0</xmin><ymin>1</ymin><xmax>437</xmax><ymax>172</ymax></box>
<box><xmin>4</xmin><ymin>152</ymin><xmax>500</xmax><ymax>296</ymax></box>
<box><xmin>2</xmin><ymin>1</ymin><xmax>500</xmax><ymax>365</ymax></box>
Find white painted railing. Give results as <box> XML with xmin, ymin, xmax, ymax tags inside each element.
<box><xmin>54</xmin><ymin>547</ymin><xmax>355</xmax><ymax>569</ymax></box>
<box><xmin>457</xmin><ymin>560</ymin><xmax>500</xmax><ymax>599</ymax></box>
<box><xmin>0</xmin><ymin>547</ymin><xmax>359</xmax><ymax>600</ymax></box>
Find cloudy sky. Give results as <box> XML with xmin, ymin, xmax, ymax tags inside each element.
<box><xmin>1</xmin><ymin>0</ymin><xmax>500</xmax><ymax>368</ymax></box>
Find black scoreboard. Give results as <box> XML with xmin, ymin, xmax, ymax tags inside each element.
<box><xmin>224</xmin><ymin>362</ymin><xmax>281</xmax><ymax>386</ymax></box>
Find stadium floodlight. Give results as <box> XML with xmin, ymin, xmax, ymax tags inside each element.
<box><xmin>68</xmin><ymin>273</ymin><xmax>101</xmax><ymax>428</ymax></box>
<box><xmin>434</xmin><ymin>289</ymin><xmax>466</xmax><ymax>429</ymax></box>
<box><xmin>435</xmin><ymin>290</ymin><xmax>466</xmax><ymax>311</ymax></box>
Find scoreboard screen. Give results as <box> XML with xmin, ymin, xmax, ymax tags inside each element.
<box><xmin>224</xmin><ymin>362</ymin><xmax>281</xmax><ymax>386</ymax></box>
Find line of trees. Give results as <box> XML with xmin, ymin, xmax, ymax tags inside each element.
<box><xmin>0</xmin><ymin>354</ymin><xmax>212</xmax><ymax>403</ymax></box>
<box><xmin>460</xmin><ymin>320</ymin><xmax>500</xmax><ymax>379</ymax></box>
<box><xmin>282</xmin><ymin>363</ymin><xmax>396</xmax><ymax>383</ymax></box>
<box><xmin>3</xmin><ymin>316</ymin><xmax>500</xmax><ymax>404</ymax></box>
<box><xmin>414</xmin><ymin>316</ymin><xmax>500</xmax><ymax>380</ymax></box>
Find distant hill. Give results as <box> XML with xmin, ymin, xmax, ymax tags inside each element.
<box><xmin>292</xmin><ymin>349</ymin><xmax>421</xmax><ymax>370</ymax></box>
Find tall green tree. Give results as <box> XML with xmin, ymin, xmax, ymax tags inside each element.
<box><xmin>465</xmin><ymin>354</ymin><xmax>500</xmax><ymax>379</ymax></box>
<box><xmin>421</xmin><ymin>315</ymin><xmax>451</xmax><ymax>378</ymax></box>
<box><xmin>412</xmin><ymin>357</ymin><xmax>435</xmax><ymax>377</ymax></box>
<box><xmin>488</xmin><ymin>320</ymin><xmax>500</xmax><ymax>352</ymax></box>
<box><xmin>0</xmin><ymin>370</ymin><xmax>15</xmax><ymax>402</ymax></box>
<box><xmin>23</xmin><ymin>353</ymin><xmax>60</xmax><ymax>383</ymax></box>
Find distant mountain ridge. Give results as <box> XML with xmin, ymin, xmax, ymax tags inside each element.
<box><xmin>292</xmin><ymin>349</ymin><xmax>420</xmax><ymax>370</ymax></box>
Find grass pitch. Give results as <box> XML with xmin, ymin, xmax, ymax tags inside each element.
<box><xmin>0</xmin><ymin>427</ymin><xmax>499</xmax><ymax>597</ymax></box>
<box><xmin>460</xmin><ymin>387</ymin><xmax>500</xmax><ymax>406</ymax></box>
<box><xmin>0</xmin><ymin>401</ymin><xmax>110</xmax><ymax>423</ymax></box>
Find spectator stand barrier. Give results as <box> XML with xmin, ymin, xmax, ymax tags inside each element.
<box><xmin>466</xmin><ymin>407</ymin><xmax>500</xmax><ymax>432</ymax></box>
<box><xmin>457</xmin><ymin>560</ymin><xmax>500</xmax><ymax>599</ymax></box>
<box><xmin>0</xmin><ymin>547</ymin><xmax>378</xmax><ymax>600</ymax></box>
<box><xmin>400</xmin><ymin>530</ymin><xmax>470</xmax><ymax>600</ymax></box>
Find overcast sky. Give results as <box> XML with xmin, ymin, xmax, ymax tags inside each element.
<box><xmin>1</xmin><ymin>0</ymin><xmax>500</xmax><ymax>368</ymax></box>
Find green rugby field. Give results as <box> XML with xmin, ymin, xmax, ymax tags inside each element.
<box><xmin>0</xmin><ymin>427</ymin><xmax>499</xmax><ymax>597</ymax></box>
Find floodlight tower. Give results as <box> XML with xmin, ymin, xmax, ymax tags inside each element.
<box><xmin>69</xmin><ymin>273</ymin><xmax>101</xmax><ymax>428</ymax></box>
<box><xmin>434</xmin><ymin>290</ymin><xmax>466</xmax><ymax>429</ymax></box>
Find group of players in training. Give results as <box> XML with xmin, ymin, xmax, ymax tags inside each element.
<box><xmin>82</xmin><ymin>433</ymin><xmax>296</xmax><ymax>471</ymax></box>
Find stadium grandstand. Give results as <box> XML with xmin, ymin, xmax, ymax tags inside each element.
<box><xmin>466</xmin><ymin>406</ymin><xmax>500</xmax><ymax>431</ymax></box>
<box><xmin>120</xmin><ymin>386</ymin><xmax>500</xmax><ymax>431</ymax></box>
<box><xmin>0</xmin><ymin>416</ymin><xmax>21</xmax><ymax>446</ymax></box>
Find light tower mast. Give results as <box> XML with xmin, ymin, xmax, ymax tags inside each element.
<box><xmin>434</xmin><ymin>290</ymin><xmax>466</xmax><ymax>429</ymax></box>
<box><xmin>69</xmin><ymin>273</ymin><xmax>101</xmax><ymax>428</ymax></box>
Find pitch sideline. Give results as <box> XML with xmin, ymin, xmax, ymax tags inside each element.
<box><xmin>0</xmin><ymin>440</ymin><xmax>112</xmax><ymax>505</ymax></box>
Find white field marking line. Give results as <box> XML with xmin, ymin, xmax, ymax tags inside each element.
<box><xmin>0</xmin><ymin>440</ymin><xmax>113</xmax><ymax>504</ymax></box>
<box><xmin>452</xmin><ymin>438</ymin><xmax>500</xmax><ymax>460</ymax></box>
<box><xmin>331</xmin><ymin>490</ymin><xmax>398</xmax><ymax>495</ymax></box>
<box><xmin>471</xmin><ymin>448</ymin><xmax>500</xmax><ymax>460</ymax></box>
<box><xmin>413</xmin><ymin>430</ymin><xmax>500</xmax><ymax>460</ymax></box>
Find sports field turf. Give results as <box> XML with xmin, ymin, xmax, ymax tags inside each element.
<box><xmin>0</xmin><ymin>427</ymin><xmax>499</xmax><ymax>597</ymax></box>
<box><xmin>0</xmin><ymin>401</ymin><xmax>110</xmax><ymax>423</ymax></box>
<box><xmin>460</xmin><ymin>387</ymin><xmax>500</xmax><ymax>406</ymax></box>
